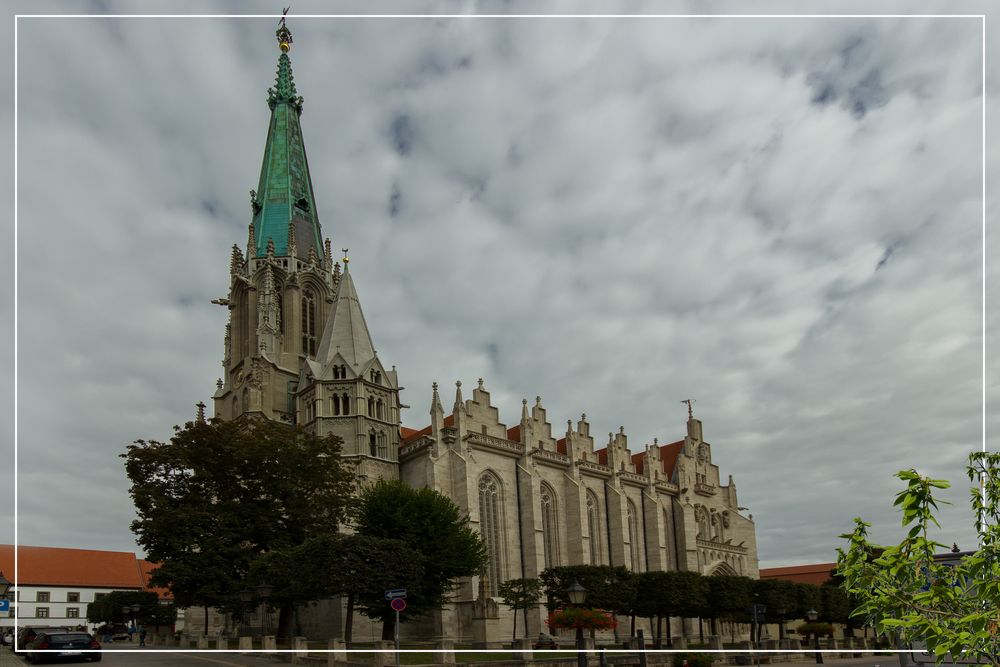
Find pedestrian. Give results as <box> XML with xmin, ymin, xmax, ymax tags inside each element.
<box><xmin>139</xmin><ymin>626</ymin><xmax>147</xmax><ymax>647</ymax></box>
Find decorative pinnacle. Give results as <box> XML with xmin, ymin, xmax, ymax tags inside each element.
<box><xmin>276</xmin><ymin>7</ymin><xmax>292</xmax><ymax>52</ymax></box>
<box><xmin>195</xmin><ymin>401</ymin><xmax>207</xmax><ymax>423</ymax></box>
<box><xmin>342</xmin><ymin>248</ymin><xmax>350</xmax><ymax>268</ymax></box>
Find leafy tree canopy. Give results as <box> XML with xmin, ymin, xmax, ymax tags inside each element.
<box><xmin>86</xmin><ymin>590</ymin><xmax>174</xmax><ymax>627</ymax></box>
<box><xmin>539</xmin><ymin>565</ymin><xmax>634</xmax><ymax>616</ymax></box>
<box><xmin>123</xmin><ymin>417</ymin><xmax>354</xmax><ymax>612</ymax></box>
<box><xmin>353</xmin><ymin>480</ymin><xmax>489</xmax><ymax>626</ymax></box>
<box><xmin>837</xmin><ymin>452</ymin><xmax>1000</xmax><ymax>663</ymax></box>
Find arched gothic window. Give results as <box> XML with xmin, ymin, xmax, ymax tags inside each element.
<box><xmin>341</xmin><ymin>393</ymin><xmax>350</xmax><ymax>415</ymax></box>
<box><xmin>540</xmin><ymin>483</ymin><xmax>559</xmax><ymax>570</ymax></box>
<box><xmin>301</xmin><ymin>290</ymin><xmax>317</xmax><ymax>356</ymax></box>
<box><xmin>478</xmin><ymin>472</ymin><xmax>505</xmax><ymax>596</ymax></box>
<box><xmin>586</xmin><ymin>490</ymin><xmax>602</xmax><ymax>566</ymax></box>
<box><xmin>627</xmin><ymin>500</ymin><xmax>640</xmax><ymax>572</ymax></box>
<box><xmin>369</xmin><ymin>431</ymin><xmax>377</xmax><ymax>457</ymax></box>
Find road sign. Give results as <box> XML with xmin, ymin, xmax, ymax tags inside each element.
<box><xmin>0</xmin><ymin>599</ymin><xmax>8</xmax><ymax>612</ymax></box>
<box><xmin>384</xmin><ymin>588</ymin><xmax>407</xmax><ymax>600</ymax></box>
<box><xmin>390</xmin><ymin>598</ymin><xmax>406</xmax><ymax>612</ymax></box>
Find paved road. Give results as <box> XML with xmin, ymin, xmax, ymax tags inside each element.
<box><xmin>1</xmin><ymin>644</ymin><xmax>287</xmax><ymax>667</ymax></box>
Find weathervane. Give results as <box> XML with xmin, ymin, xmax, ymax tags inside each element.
<box><xmin>681</xmin><ymin>398</ymin><xmax>696</xmax><ymax>419</ymax></box>
<box><xmin>276</xmin><ymin>7</ymin><xmax>293</xmax><ymax>52</ymax></box>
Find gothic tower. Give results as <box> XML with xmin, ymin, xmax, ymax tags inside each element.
<box><xmin>212</xmin><ymin>20</ymin><xmax>401</xmax><ymax>482</ymax></box>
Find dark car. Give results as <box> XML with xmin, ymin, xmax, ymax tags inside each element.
<box><xmin>15</xmin><ymin>627</ymin><xmax>67</xmax><ymax>653</ymax></box>
<box><xmin>24</xmin><ymin>631</ymin><xmax>101</xmax><ymax>663</ymax></box>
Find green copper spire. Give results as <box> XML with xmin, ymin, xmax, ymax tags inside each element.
<box><xmin>250</xmin><ymin>15</ymin><xmax>323</xmax><ymax>260</ymax></box>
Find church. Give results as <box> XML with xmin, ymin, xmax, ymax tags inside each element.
<box><xmin>210</xmin><ymin>19</ymin><xmax>759</xmax><ymax>642</ymax></box>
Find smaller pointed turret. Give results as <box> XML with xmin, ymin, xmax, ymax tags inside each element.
<box><xmin>454</xmin><ymin>380</ymin><xmax>464</xmax><ymax>411</ymax></box>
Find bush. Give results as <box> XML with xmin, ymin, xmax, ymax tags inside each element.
<box><xmin>672</xmin><ymin>653</ymin><xmax>713</xmax><ymax>667</ymax></box>
<box><xmin>795</xmin><ymin>622</ymin><xmax>833</xmax><ymax>638</ymax></box>
<box><xmin>545</xmin><ymin>608</ymin><xmax>617</xmax><ymax>631</ymax></box>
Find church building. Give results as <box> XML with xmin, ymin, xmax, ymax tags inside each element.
<box><xmin>210</xmin><ymin>20</ymin><xmax>759</xmax><ymax>642</ymax></box>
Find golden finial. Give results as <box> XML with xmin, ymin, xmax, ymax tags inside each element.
<box><xmin>277</xmin><ymin>7</ymin><xmax>293</xmax><ymax>52</ymax></box>
<box><xmin>341</xmin><ymin>248</ymin><xmax>350</xmax><ymax>267</ymax></box>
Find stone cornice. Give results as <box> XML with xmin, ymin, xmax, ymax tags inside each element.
<box><xmin>399</xmin><ymin>437</ymin><xmax>432</xmax><ymax>461</ymax></box>
<box><xmin>578</xmin><ymin>460</ymin><xmax>612</xmax><ymax>478</ymax></box>
<box><xmin>696</xmin><ymin>537</ymin><xmax>748</xmax><ymax>554</ymax></box>
<box><xmin>618</xmin><ymin>471</ymin><xmax>649</xmax><ymax>487</ymax></box>
<box><xmin>466</xmin><ymin>432</ymin><xmax>524</xmax><ymax>457</ymax></box>
<box><xmin>529</xmin><ymin>447</ymin><xmax>570</xmax><ymax>468</ymax></box>
<box><xmin>694</xmin><ymin>481</ymin><xmax>717</xmax><ymax>496</ymax></box>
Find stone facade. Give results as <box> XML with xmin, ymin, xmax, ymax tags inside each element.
<box><xmin>207</xmin><ymin>22</ymin><xmax>759</xmax><ymax>643</ymax></box>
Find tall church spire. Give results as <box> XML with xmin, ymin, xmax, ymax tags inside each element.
<box><xmin>250</xmin><ymin>15</ymin><xmax>323</xmax><ymax>260</ymax></box>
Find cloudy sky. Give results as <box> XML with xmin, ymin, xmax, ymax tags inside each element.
<box><xmin>3</xmin><ymin>0</ymin><xmax>997</xmax><ymax>570</ymax></box>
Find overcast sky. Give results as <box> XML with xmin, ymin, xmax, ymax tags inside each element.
<box><xmin>3</xmin><ymin>1</ymin><xmax>998</xmax><ymax>571</ymax></box>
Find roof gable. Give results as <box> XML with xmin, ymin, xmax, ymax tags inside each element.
<box><xmin>0</xmin><ymin>545</ymin><xmax>145</xmax><ymax>589</ymax></box>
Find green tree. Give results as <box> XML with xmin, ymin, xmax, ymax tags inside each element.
<box><xmin>539</xmin><ymin>565</ymin><xmax>634</xmax><ymax>638</ymax></box>
<box><xmin>706</xmin><ymin>575</ymin><xmax>754</xmax><ymax>639</ymax></box>
<box><xmin>753</xmin><ymin>578</ymin><xmax>798</xmax><ymax>639</ymax></box>
<box><xmin>353</xmin><ymin>479</ymin><xmax>489</xmax><ymax>640</ymax></box>
<box><xmin>633</xmin><ymin>571</ymin><xmax>672</xmax><ymax>645</ymax></box>
<box><xmin>838</xmin><ymin>452</ymin><xmax>1000</xmax><ymax>662</ymax></box>
<box><xmin>498</xmin><ymin>578</ymin><xmax>543</xmax><ymax>641</ymax></box>
<box><xmin>668</xmin><ymin>571</ymin><xmax>709</xmax><ymax>640</ymax></box>
<box><xmin>86</xmin><ymin>590</ymin><xmax>175</xmax><ymax>630</ymax></box>
<box><xmin>123</xmin><ymin>417</ymin><xmax>354</xmax><ymax>638</ymax></box>
<box><xmin>251</xmin><ymin>533</ymin><xmax>422</xmax><ymax>646</ymax></box>
<box><xmin>792</xmin><ymin>582</ymin><xmax>822</xmax><ymax>622</ymax></box>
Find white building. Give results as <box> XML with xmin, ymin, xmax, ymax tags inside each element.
<box><xmin>0</xmin><ymin>545</ymin><xmax>172</xmax><ymax>634</ymax></box>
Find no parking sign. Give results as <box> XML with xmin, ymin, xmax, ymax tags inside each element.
<box><xmin>390</xmin><ymin>598</ymin><xmax>406</xmax><ymax>612</ymax></box>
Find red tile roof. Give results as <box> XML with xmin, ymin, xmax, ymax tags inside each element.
<box><xmin>631</xmin><ymin>451</ymin><xmax>646</xmax><ymax>474</ymax></box>
<box><xmin>137</xmin><ymin>559</ymin><xmax>172</xmax><ymax>600</ymax></box>
<box><xmin>594</xmin><ymin>447</ymin><xmax>608</xmax><ymax>466</ymax></box>
<box><xmin>506</xmin><ymin>425</ymin><xmax>521</xmax><ymax>442</ymax></box>
<box><xmin>759</xmin><ymin>563</ymin><xmax>837</xmax><ymax>586</ymax></box>
<box><xmin>400</xmin><ymin>415</ymin><xmax>454</xmax><ymax>445</ymax></box>
<box><xmin>0</xmin><ymin>545</ymin><xmax>145</xmax><ymax>589</ymax></box>
<box><xmin>658</xmin><ymin>439</ymin><xmax>685</xmax><ymax>480</ymax></box>
<box><xmin>555</xmin><ymin>437</ymin><xmax>567</xmax><ymax>455</ymax></box>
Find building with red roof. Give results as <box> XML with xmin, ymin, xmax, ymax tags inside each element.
<box><xmin>0</xmin><ymin>545</ymin><xmax>172</xmax><ymax>633</ymax></box>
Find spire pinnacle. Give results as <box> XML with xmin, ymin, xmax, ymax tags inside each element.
<box><xmin>276</xmin><ymin>8</ymin><xmax>293</xmax><ymax>52</ymax></box>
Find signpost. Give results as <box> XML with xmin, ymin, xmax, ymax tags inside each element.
<box><xmin>385</xmin><ymin>590</ymin><xmax>407</xmax><ymax>667</ymax></box>
<box><xmin>0</xmin><ymin>599</ymin><xmax>9</xmax><ymax>613</ymax></box>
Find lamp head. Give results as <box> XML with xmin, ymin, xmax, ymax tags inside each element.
<box><xmin>567</xmin><ymin>580</ymin><xmax>587</xmax><ymax>605</ymax></box>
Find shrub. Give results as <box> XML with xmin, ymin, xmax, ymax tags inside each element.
<box><xmin>795</xmin><ymin>622</ymin><xmax>834</xmax><ymax>639</ymax></box>
<box><xmin>545</xmin><ymin>608</ymin><xmax>617</xmax><ymax>631</ymax></box>
<box><xmin>672</xmin><ymin>653</ymin><xmax>713</xmax><ymax>667</ymax></box>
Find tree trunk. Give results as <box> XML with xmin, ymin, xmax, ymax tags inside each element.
<box><xmin>203</xmin><ymin>606</ymin><xmax>209</xmax><ymax>637</ymax></box>
<box><xmin>710</xmin><ymin>616</ymin><xmax>717</xmax><ymax>636</ymax></box>
<box><xmin>656</xmin><ymin>616</ymin><xmax>662</xmax><ymax>647</ymax></box>
<box><xmin>665</xmin><ymin>616</ymin><xmax>672</xmax><ymax>647</ymax></box>
<box><xmin>382</xmin><ymin>614</ymin><xmax>395</xmax><ymax>641</ymax></box>
<box><xmin>277</xmin><ymin>603</ymin><xmax>293</xmax><ymax>642</ymax></box>
<box><xmin>513</xmin><ymin>608</ymin><xmax>518</xmax><ymax>642</ymax></box>
<box><xmin>698</xmin><ymin>617</ymin><xmax>703</xmax><ymax>643</ymax></box>
<box><xmin>344</xmin><ymin>594</ymin><xmax>355</xmax><ymax>648</ymax></box>
<box><xmin>523</xmin><ymin>606</ymin><xmax>529</xmax><ymax>641</ymax></box>
<box><xmin>630</xmin><ymin>614</ymin><xmax>636</xmax><ymax>638</ymax></box>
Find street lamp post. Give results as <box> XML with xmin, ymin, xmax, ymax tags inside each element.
<box><xmin>776</xmin><ymin>608</ymin><xmax>786</xmax><ymax>641</ymax></box>
<box><xmin>806</xmin><ymin>609</ymin><xmax>823</xmax><ymax>665</ymax></box>
<box><xmin>567</xmin><ymin>581</ymin><xmax>588</xmax><ymax>667</ymax></box>
<box><xmin>256</xmin><ymin>583</ymin><xmax>274</xmax><ymax>638</ymax></box>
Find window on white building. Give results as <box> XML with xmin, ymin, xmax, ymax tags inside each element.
<box><xmin>67</xmin><ymin>592</ymin><xmax>80</xmax><ymax>603</ymax></box>
<box><xmin>37</xmin><ymin>592</ymin><xmax>50</xmax><ymax>602</ymax></box>
<box><xmin>67</xmin><ymin>608</ymin><xmax>80</xmax><ymax>618</ymax></box>
<box><xmin>36</xmin><ymin>607</ymin><xmax>49</xmax><ymax>618</ymax></box>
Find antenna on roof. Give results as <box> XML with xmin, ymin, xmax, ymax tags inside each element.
<box><xmin>681</xmin><ymin>398</ymin><xmax>696</xmax><ymax>419</ymax></box>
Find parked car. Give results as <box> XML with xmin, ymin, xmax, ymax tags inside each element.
<box><xmin>15</xmin><ymin>627</ymin><xmax>68</xmax><ymax>653</ymax></box>
<box><xmin>24</xmin><ymin>631</ymin><xmax>101</xmax><ymax>663</ymax></box>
